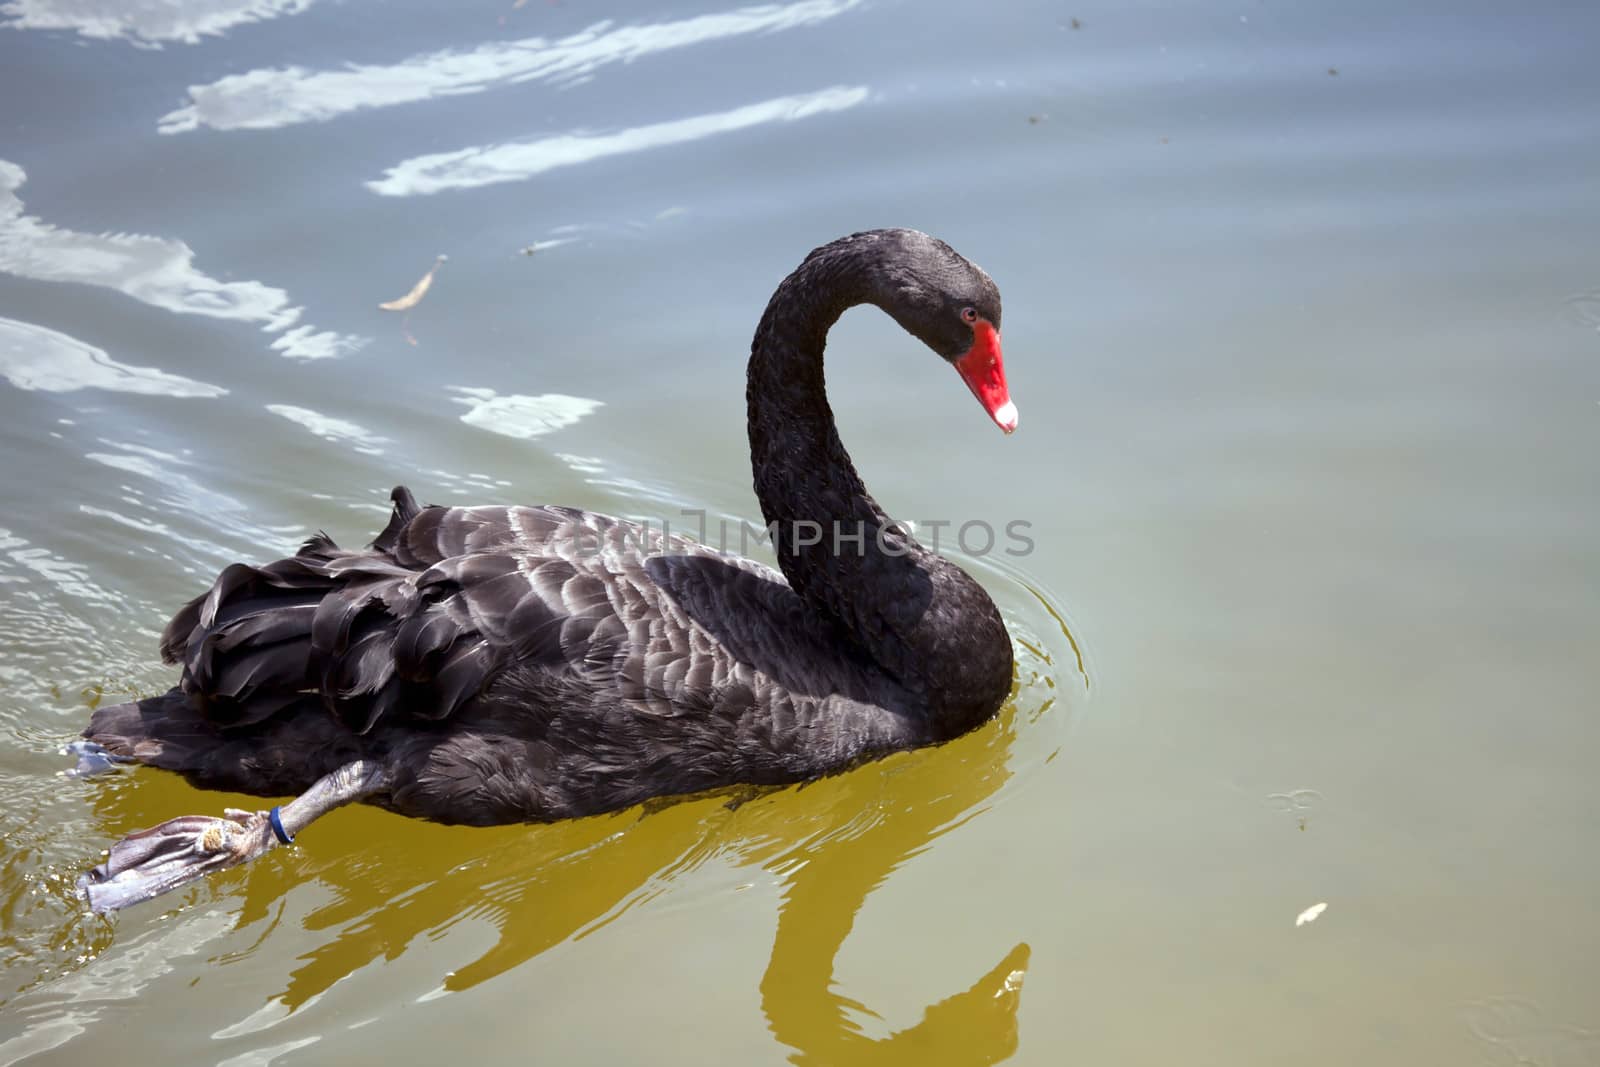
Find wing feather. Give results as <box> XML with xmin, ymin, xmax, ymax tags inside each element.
<box><xmin>154</xmin><ymin>484</ymin><xmax>843</xmax><ymax>757</ymax></box>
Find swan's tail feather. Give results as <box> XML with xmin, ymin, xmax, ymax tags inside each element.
<box><xmin>154</xmin><ymin>496</ymin><xmax>428</xmax><ymax>734</ymax></box>
<box><xmin>84</xmin><ymin>692</ymin><xmax>227</xmax><ymax>774</ymax></box>
<box><xmin>114</xmin><ymin>483</ymin><xmax>517</xmax><ymax>760</ymax></box>
<box><xmin>108</xmin><ymin>486</ymin><xmax>562</xmax><ymax>765</ymax></box>
<box><xmin>82</xmin><ymin>691</ymin><xmax>364</xmax><ymax>797</ymax></box>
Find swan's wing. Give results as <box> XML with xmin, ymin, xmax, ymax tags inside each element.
<box><xmin>156</xmin><ymin>485</ymin><xmax>828</xmax><ymax>736</ymax></box>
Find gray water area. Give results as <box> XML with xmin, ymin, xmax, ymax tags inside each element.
<box><xmin>1</xmin><ymin>0</ymin><xmax>1597</xmax><ymax>1063</ymax></box>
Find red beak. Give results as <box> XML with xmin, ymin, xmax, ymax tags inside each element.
<box><xmin>953</xmin><ymin>319</ymin><xmax>1016</xmax><ymax>433</ymax></box>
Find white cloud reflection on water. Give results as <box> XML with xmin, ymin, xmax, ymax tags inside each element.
<box><xmin>0</xmin><ymin>0</ymin><xmax>317</xmax><ymax>47</ymax></box>
<box><xmin>157</xmin><ymin>0</ymin><xmax>862</xmax><ymax>134</ymax></box>
<box><xmin>0</xmin><ymin>316</ymin><xmax>227</xmax><ymax>397</ymax></box>
<box><xmin>0</xmin><ymin>160</ymin><xmax>364</xmax><ymax>360</ymax></box>
<box><xmin>266</xmin><ymin>403</ymin><xmax>388</xmax><ymax>455</ymax></box>
<box><xmin>449</xmin><ymin>386</ymin><xmax>603</xmax><ymax>440</ymax></box>
<box><xmin>368</xmin><ymin>85</ymin><xmax>870</xmax><ymax>197</ymax></box>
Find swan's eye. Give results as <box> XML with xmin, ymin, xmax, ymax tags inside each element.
<box><xmin>961</xmin><ymin>307</ymin><xmax>978</xmax><ymax>325</ymax></box>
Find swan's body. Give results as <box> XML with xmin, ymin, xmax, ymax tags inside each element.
<box><xmin>76</xmin><ymin>229</ymin><xmax>1018</xmax><ymax>911</ymax></box>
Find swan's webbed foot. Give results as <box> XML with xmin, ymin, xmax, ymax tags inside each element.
<box><xmin>62</xmin><ymin>740</ymin><xmax>134</xmax><ymax>777</ymax></box>
<box><xmin>76</xmin><ymin>759</ymin><xmax>386</xmax><ymax>914</ymax></box>
<box><xmin>76</xmin><ymin>808</ymin><xmax>279</xmax><ymax>914</ymax></box>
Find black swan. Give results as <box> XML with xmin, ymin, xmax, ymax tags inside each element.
<box><xmin>73</xmin><ymin>229</ymin><xmax>1018</xmax><ymax>913</ymax></box>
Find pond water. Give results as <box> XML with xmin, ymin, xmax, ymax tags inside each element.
<box><xmin>1</xmin><ymin>0</ymin><xmax>1597</xmax><ymax>1063</ymax></box>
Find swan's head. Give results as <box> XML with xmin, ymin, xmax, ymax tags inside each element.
<box><xmin>871</xmin><ymin>229</ymin><xmax>1016</xmax><ymax>434</ymax></box>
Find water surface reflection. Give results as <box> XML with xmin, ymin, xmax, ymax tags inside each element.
<box><xmin>368</xmin><ymin>86</ymin><xmax>870</xmax><ymax>197</ymax></box>
<box><xmin>0</xmin><ymin>317</ymin><xmax>226</xmax><ymax>398</ymax></box>
<box><xmin>157</xmin><ymin>0</ymin><xmax>864</xmax><ymax>133</ymax></box>
<box><xmin>0</xmin><ymin>0</ymin><xmax>319</xmax><ymax>47</ymax></box>
<box><xmin>0</xmin><ymin>161</ymin><xmax>362</xmax><ymax>361</ymax></box>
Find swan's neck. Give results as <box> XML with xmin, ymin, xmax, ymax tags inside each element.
<box><xmin>745</xmin><ymin>245</ymin><xmax>1013</xmax><ymax>737</ymax></box>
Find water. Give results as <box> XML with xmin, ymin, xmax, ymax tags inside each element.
<box><xmin>1</xmin><ymin>0</ymin><xmax>1597</xmax><ymax>1062</ymax></box>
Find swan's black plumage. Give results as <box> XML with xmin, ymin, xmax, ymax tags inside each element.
<box><xmin>83</xmin><ymin>228</ymin><xmax>1015</xmax><ymax>827</ymax></box>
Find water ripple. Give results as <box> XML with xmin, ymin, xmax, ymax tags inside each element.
<box><xmin>0</xmin><ymin>0</ymin><xmax>318</xmax><ymax>47</ymax></box>
<box><xmin>449</xmin><ymin>387</ymin><xmax>603</xmax><ymax>440</ymax></box>
<box><xmin>0</xmin><ymin>317</ymin><xmax>226</xmax><ymax>398</ymax></box>
<box><xmin>158</xmin><ymin>0</ymin><xmax>864</xmax><ymax>134</ymax></box>
<box><xmin>266</xmin><ymin>404</ymin><xmax>387</xmax><ymax>456</ymax></box>
<box><xmin>367</xmin><ymin>84</ymin><xmax>870</xmax><ymax>197</ymax></box>
<box><xmin>0</xmin><ymin>160</ymin><xmax>364</xmax><ymax>361</ymax></box>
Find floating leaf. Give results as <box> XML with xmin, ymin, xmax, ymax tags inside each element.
<box><xmin>1295</xmin><ymin>901</ymin><xmax>1328</xmax><ymax>926</ymax></box>
<box><xmin>379</xmin><ymin>254</ymin><xmax>447</xmax><ymax>312</ymax></box>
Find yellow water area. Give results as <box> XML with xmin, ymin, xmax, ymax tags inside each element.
<box><xmin>3</xmin><ymin>576</ymin><xmax>1075</xmax><ymax>1065</ymax></box>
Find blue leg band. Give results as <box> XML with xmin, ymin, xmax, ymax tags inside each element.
<box><xmin>268</xmin><ymin>806</ymin><xmax>294</xmax><ymax>845</ymax></box>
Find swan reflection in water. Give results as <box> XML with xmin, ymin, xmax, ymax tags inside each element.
<box><xmin>80</xmin><ymin>678</ymin><xmax>1047</xmax><ymax>1065</ymax></box>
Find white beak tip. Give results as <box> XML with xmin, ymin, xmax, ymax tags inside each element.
<box><xmin>993</xmin><ymin>400</ymin><xmax>1018</xmax><ymax>433</ymax></box>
